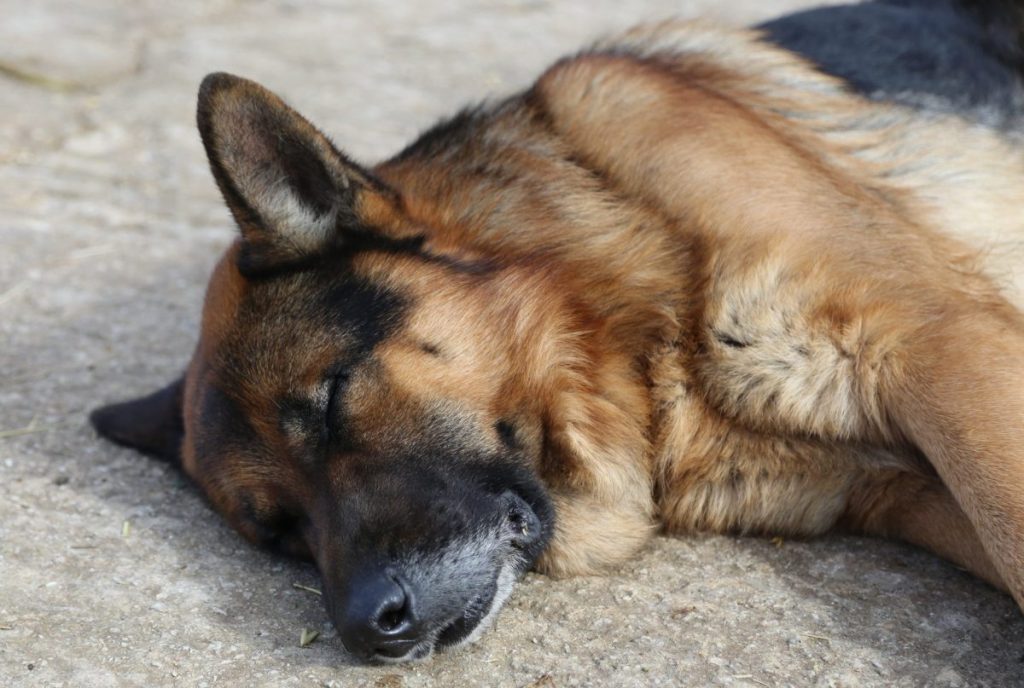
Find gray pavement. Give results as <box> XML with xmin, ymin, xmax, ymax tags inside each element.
<box><xmin>2</xmin><ymin>1</ymin><xmax>1022</xmax><ymax>686</ymax></box>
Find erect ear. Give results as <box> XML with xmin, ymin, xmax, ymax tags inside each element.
<box><xmin>196</xmin><ymin>72</ymin><xmax>394</xmax><ymax>273</ymax></box>
<box><xmin>90</xmin><ymin>378</ymin><xmax>185</xmax><ymax>465</ymax></box>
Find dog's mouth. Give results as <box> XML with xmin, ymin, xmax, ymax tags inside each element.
<box><xmin>436</xmin><ymin>587</ymin><xmax>495</xmax><ymax>648</ymax></box>
<box><xmin>326</xmin><ymin>487</ymin><xmax>549</xmax><ymax>664</ymax></box>
<box><xmin>368</xmin><ymin>543</ymin><xmax>526</xmax><ymax>663</ymax></box>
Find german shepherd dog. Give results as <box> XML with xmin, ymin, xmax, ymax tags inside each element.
<box><xmin>91</xmin><ymin>0</ymin><xmax>1024</xmax><ymax>663</ymax></box>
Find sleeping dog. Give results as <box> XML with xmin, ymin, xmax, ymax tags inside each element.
<box><xmin>92</xmin><ymin>0</ymin><xmax>1024</xmax><ymax>663</ymax></box>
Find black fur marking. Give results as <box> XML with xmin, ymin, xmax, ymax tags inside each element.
<box><xmin>236</xmin><ymin>227</ymin><xmax>426</xmax><ymax>280</ymax></box>
<box><xmin>237</xmin><ymin>229</ymin><xmax>494</xmax><ymax>282</ymax></box>
<box><xmin>319</xmin><ymin>274</ymin><xmax>404</xmax><ymax>450</ymax></box>
<box><xmin>759</xmin><ymin>0</ymin><xmax>1024</xmax><ymax>122</ymax></box>
<box><xmin>268</xmin><ymin>273</ymin><xmax>407</xmax><ymax>454</ymax></box>
<box><xmin>393</xmin><ymin>107</ymin><xmax>488</xmax><ymax>162</ymax></box>
<box><xmin>191</xmin><ymin>383</ymin><xmax>259</xmax><ymax>471</ymax></box>
<box><xmin>240</xmin><ymin>496</ymin><xmax>309</xmax><ymax>556</ymax></box>
<box><xmin>321</xmin><ymin>274</ymin><xmax>406</xmax><ymax>357</ymax></box>
<box><xmin>275</xmin><ymin>132</ymin><xmax>345</xmax><ymax>218</ymax></box>
<box><xmin>495</xmin><ymin>420</ymin><xmax>519</xmax><ymax>450</ymax></box>
<box><xmin>715</xmin><ymin>331</ymin><xmax>750</xmax><ymax>349</ymax></box>
<box><xmin>278</xmin><ymin>389</ymin><xmax>360</xmax><ymax>457</ymax></box>
<box><xmin>329</xmin><ymin>454</ymin><xmax>554</xmax><ymax>568</ymax></box>
<box><xmin>959</xmin><ymin>0</ymin><xmax>1024</xmax><ymax>59</ymax></box>
<box><xmin>419</xmin><ymin>342</ymin><xmax>443</xmax><ymax>357</ymax></box>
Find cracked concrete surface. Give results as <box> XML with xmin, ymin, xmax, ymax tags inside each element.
<box><xmin>2</xmin><ymin>1</ymin><xmax>1023</xmax><ymax>686</ymax></box>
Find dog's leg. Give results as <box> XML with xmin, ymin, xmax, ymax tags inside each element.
<box><xmin>537</xmin><ymin>490</ymin><xmax>657</xmax><ymax>577</ymax></box>
<box><xmin>886</xmin><ymin>306</ymin><xmax>1024</xmax><ymax>603</ymax></box>
<box><xmin>695</xmin><ymin>255</ymin><xmax>1024</xmax><ymax>598</ymax></box>
<box><xmin>844</xmin><ymin>470</ymin><xmax>1005</xmax><ymax>590</ymax></box>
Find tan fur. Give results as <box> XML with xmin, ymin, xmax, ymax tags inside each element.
<box><xmin>530</xmin><ymin>25</ymin><xmax>1024</xmax><ymax>595</ymax></box>
<box><xmin>372</xmin><ymin>23</ymin><xmax>1024</xmax><ymax>596</ymax></box>
<box><xmin>176</xmin><ymin>21</ymin><xmax>1024</xmax><ymax>609</ymax></box>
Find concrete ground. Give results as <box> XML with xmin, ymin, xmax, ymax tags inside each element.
<box><xmin>2</xmin><ymin>1</ymin><xmax>1023</xmax><ymax>686</ymax></box>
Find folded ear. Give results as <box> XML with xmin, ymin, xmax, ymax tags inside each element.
<box><xmin>90</xmin><ymin>378</ymin><xmax>185</xmax><ymax>465</ymax></box>
<box><xmin>197</xmin><ymin>72</ymin><xmax>392</xmax><ymax>273</ymax></box>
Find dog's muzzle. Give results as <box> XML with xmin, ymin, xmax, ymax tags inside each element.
<box><xmin>323</xmin><ymin>490</ymin><xmax>544</xmax><ymax>662</ymax></box>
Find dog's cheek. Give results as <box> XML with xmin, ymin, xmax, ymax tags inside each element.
<box><xmin>229</xmin><ymin>496</ymin><xmax>313</xmax><ymax>558</ymax></box>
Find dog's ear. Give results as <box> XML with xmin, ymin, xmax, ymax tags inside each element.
<box><xmin>196</xmin><ymin>72</ymin><xmax>392</xmax><ymax>273</ymax></box>
<box><xmin>90</xmin><ymin>378</ymin><xmax>185</xmax><ymax>465</ymax></box>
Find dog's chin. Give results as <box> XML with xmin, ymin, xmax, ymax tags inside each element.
<box><xmin>370</xmin><ymin>559</ymin><xmax>521</xmax><ymax>664</ymax></box>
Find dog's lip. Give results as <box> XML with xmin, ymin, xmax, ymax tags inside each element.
<box><xmin>368</xmin><ymin>639</ymin><xmax>433</xmax><ymax>664</ymax></box>
<box><xmin>368</xmin><ymin>638</ymin><xmax>420</xmax><ymax>660</ymax></box>
<box><xmin>435</xmin><ymin>582</ymin><xmax>498</xmax><ymax>649</ymax></box>
<box><xmin>373</xmin><ymin>571</ymin><xmax>504</xmax><ymax>662</ymax></box>
<box><xmin>356</xmin><ymin>545</ymin><xmax>508</xmax><ymax>662</ymax></box>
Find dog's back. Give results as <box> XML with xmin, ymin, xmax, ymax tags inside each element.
<box><xmin>602</xmin><ymin>4</ymin><xmax>1024</xmax><ymax>309</ymax></box>
<box><xmin>760</xmin><ymin>0</ymin><xmax>1024</xmax><ymax>127</ymax></box>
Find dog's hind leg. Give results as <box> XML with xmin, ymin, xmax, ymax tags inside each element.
<box><xmin>842</xmin><ymin>470</ymin><xmax>1005</xmax><ymax>591</ymax></box>
<box><xmin>884</xmin><ymin>305</ymin><xmax>1024</xmax><ymax>605</ymax></box>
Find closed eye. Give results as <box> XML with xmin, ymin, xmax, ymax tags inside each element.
<box><xmin>323</xmin><ymin>372</ymin><xmax>349</xmax><ymax>440</ymax></box>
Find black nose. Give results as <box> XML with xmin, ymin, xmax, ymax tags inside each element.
<box><xmin>336</xmin><ymin>570</ymin><xmax>420</xmax><ymax>660</ymax></box>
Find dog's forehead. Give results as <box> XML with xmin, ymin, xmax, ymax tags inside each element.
<box><xmin>183</xmin><ymin>243</ymin><xmax>412</xmax><ymax>456</ymax></box>
<box><xmin>197</xmin><ymin>243</ymin><xmax>407</xmax><ymax>372</ymax></box>
<box><xmin>181</xmin><ymin>244</ymin><xmax>415</xmax><ymax>475</ymax></box>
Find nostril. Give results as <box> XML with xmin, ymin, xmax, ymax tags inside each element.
<box><xmin>337</xmin><ymin>570</ymin><xmax>420</xmax><ymax>659</ymax></box>
<box><xmin>378</xmin><ymin>608</ymin><xmax>403</xmax><ymax>631</ymax></box>
<box><xmin>373</xmin><ymin>579</ymin><xmax>411</xmax><ymax>633</ymax></box>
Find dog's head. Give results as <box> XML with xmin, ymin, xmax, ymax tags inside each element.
<box><xmin>91</xmin><ymin>73</ymin><xmax>561</xmax><ymax>662</ymax></box>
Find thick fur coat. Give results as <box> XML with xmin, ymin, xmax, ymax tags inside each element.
<box><xmin>92</xmin><ymin>0</ymin><xmax>1024</xmax><ymax>662</ymax></box>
